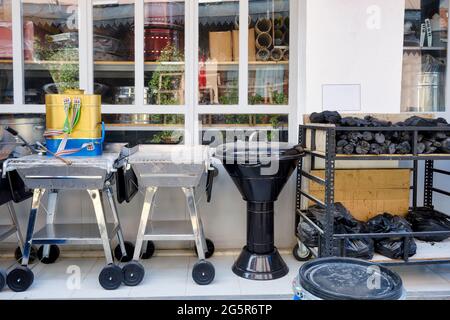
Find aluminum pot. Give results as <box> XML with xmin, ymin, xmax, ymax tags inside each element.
<box><xmin>0</xmin><ymin>114</ymin><xmax>45</xmax><ymax>144</ymax></box>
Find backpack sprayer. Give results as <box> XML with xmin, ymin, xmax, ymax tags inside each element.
<box><xmin>44</xmin><ymin>90</ymin><xmax>104</xmax><ymax>158</ymax></box>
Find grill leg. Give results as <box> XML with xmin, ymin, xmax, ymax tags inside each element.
<box><xmin>7</xmin><ymin>202</ymin><xmax>24</xmax><ymax>250</ymax></box>
<box><xmin>105</xmin><ymin>187</ymin><xmax>126</xmax><ymax>259</ymax></box>
<box><xmin>183</xmin><ymin>187</ymin><xmax>206</xmax><ymax>260</ymax></box>
<box><xmin>133</xmin><ymin>187</ymin><xmax>157</xmax><ymax>261</ymax></box>
<box><xmin>43</xmin><ymin>191</ymin><xmax>58</xmax><ymax>258</ymax></box>
<box><xmin>21</xmin><ymin>189</ymin><xmax>45</xmax><ymax>266</ymax></box>
<box><xmin>88</xmin><ymin>189</ymin><xmax>114</xmax><ymax>265</ymax></box>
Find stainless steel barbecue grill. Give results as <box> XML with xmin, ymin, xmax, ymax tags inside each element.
<box><xmin>118</xmin><ymin>145</ymin><xmax>217</xmax><ymax>286</ymax></box>
<box><xmin>0</xmin><ymin>126</ymin><xmax>38</xmax><ymax>292</ymax></box>
<box><xmin>2</xmin><ymin>144</ymin><xmax>130</xmax><ymax>292</ymax></box>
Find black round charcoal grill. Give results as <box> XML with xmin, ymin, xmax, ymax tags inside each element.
<box><xmin>215</xmin><ymin>143</ymin><xmax>304</xmax><ymax>280</ymax></box>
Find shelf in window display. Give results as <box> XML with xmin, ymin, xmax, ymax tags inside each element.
<box><xmin>404</xmin><ymin>46</ymin><xmax>448</xmax><ymax>51</ymax></box>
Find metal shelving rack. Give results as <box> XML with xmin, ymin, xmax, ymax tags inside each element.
<box><xmin>295</xmin><ymin>123</ymin><xmax>450</xmax><ymax>265</ymax></box>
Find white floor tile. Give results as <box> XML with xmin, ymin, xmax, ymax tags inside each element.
<box><xmin>426</xmin><ymin>264</ymin><xmax>450</xmax><ymax>282</ymax></box>
<box><xmin>128</xmin><ymin>256</ymin><xmax>189</xmax><ymax>298</ymax></box>
<box><xmin>186</xmin><ymin>255</ymin><xmax>240</xmax><ymax>297</ymax></box>
<box><xmin>389</xmin><ymin>265</ymin><xmax>450</xmax><ymax>293</ymax></box>
<box><xmin>237</xmin><ymin>254</ymin><xmax>299</xmax><ymax>297</ymax></box>
<box><xmin>2</xmin><ymin>253</ymin><xmax>450</xmax><ymax>299</ymax></box>
<box><xmin>70</xmin><ymin>260</ymin><xmax>131</xmax><ymax>299</ymax></box>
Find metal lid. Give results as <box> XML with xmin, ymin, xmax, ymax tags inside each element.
<box><xmin>215</xmin><ymin>142</ymin><xmax>304</xmax><ymax>163</ymax></box>
<box><xmin>299</xmin><ymin>258</ymin><xmax>404</xmax><ymax>300</ymax></box>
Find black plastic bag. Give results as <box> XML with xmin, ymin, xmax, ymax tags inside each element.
<box><xmin>403</xmin><ymin>116</ymin><xmax>448</xmax><ymax>127</ymax></box>
<box><xmin>407</xmin><ymin>208</ymin><xmax>450</xmax><ymax>242</ymax></box>
<box><xmin>298</xmin><ymin>212</ymin><xmax>320</xmax><ymax>248</ymax></box>
<box><xmin>441</xmin><ymin>138</ymin><xmax>450</xmax><ymax>154</ymax></box>
<box><xmin>367</xmin><ymin>213</ymin><xmax>417</xmax><ymax>259</ymax></box>
<box><xmin>298</xmin><ymin>203</ymin><xmax>374</xmax><ymax>260</ymax></box>
<box><xmin>309</xmin><ymin>111</ymin><xmax>342</xmax><ymax>124</ymax></box>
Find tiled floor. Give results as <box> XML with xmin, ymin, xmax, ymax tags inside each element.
<box><xmin>1</xmin><ymin>252</ymin><xmax>450</xmax><ymax>300</ymax></box>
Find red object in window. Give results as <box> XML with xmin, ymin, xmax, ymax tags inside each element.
<box><xmin>0</xmin><ymin>22</ymin><xmax>12</xmax><ymax>59</ymax></box>
<box><xmin>144</xmin><ymin>27</ymin><xmax>184</xmax><ymax>62</ymax></box>
<box><xmin>199</xmin><ymin>54</ymin><xmax>206</xmax><ymax>89</ymax></box>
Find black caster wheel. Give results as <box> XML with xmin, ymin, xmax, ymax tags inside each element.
<box><xmin>6</xmin><ymin>266</ymin><xmax>34</xmax><ymax>292</ymax></box>
<box><xmin>114</xmin><ymin>241</ymin><xmax>134</xmax><ymax>263</ymax></box>
<box><xmin>38</xmin><ymin>245</ymin><xmax>60</xmax><ymax>264</ymax></box>
<box><xmin>0</xmin><ymin>269</ymin><xmax>6</xmax><ymax>292</ymax></box>
<box><xmin>141</xmin><ymin>241</ymin><xmax>155</xmax><ymax>260</ymax></box>
<box><xmin>195</xmin><ymin>239</ymin><xmax>215</xmax><ymax>259</ymax></box>
<box><xmin>293</xmin><ymin>244</ymin><xmax>313</xmax><ymax>262</ymax></box>
<box><xmin>122</xmin><ymin>261</ymin><xmax>145</xmax><ymax>287</ymax></box>
<box><xmin>192</xmin><ymin>260</ymin><xmax>215</xmax><ymax>285</ymax></box>
<box><xmin>99</xmin><ymin>265</ymin><xmax>123</xmax><ymax>290</ymax></box>
<box><xmin>14</xmin><ymin>246</ymin><xmax>38</xmax><ymax>264</ymax></box>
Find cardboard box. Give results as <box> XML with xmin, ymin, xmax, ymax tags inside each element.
<box><xmin>309</xmin><ymin>169</ymin><xmax>411</xmax><ymax>222</ymax></box>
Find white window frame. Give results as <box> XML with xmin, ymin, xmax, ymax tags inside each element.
<box><xmin>3</xmin><ymin>0</ymin><xmax>300</xmax><ymax>146</ymax></box>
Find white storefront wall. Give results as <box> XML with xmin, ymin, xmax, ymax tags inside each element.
<box><xmin>1</xmin><ymin>0</ymin><xmax>449</xmax><ymax>251</ymax></box>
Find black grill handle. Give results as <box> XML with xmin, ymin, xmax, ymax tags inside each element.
<box><xmin>5</xmin><ymin>127</ymin><xmax>19</xmax><ymax>136</ymax></box>
<box><xmin>206</xmin><ymin>165</ymin><xmax>219</xmax><ymax>203</ymax></box>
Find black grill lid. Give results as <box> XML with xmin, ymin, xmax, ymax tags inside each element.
<box><xmin>299</xmin><ymin>258</ymin><xmax>404</xmax><ymax>300</ymax></box>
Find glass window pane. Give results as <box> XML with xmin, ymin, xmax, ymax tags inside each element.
<box><xmin>199</xmin><ymin>114</ymin><xmax>289</xmax><ymax>145</ymax></box>
<box><xmin>401</xmin><ymin>0</ymin><xmax>448</xmax><ymax>112</ymax></box>
<box><xmin>22</xmin><ymin>0</ymin><xmax>79</xmax><ymax>104</ymax></box>
<box><xmin>249</xmin><ymin>0</ymin><xmax>289</xmax><ymax>105</ymax></box>
<box><xmin>198</xmin><ymin>1</ymin><xmax>239</xmax><ymax>105</ymax></box>
<box><xmin>104</xmin><ymin>114</ymin><xmax>185</xmax><ymax>145</ymax></box>
<box><xmin>0</xmin><ymin>0</ymin><xmax>13</xmax><ymax>104</ymax></box>
<box><xmin>145</xmin><ymin>0</ymin><xmax>185</xmax><ymax>105</ymax></box>
<box><xmin>93</xmin><ymin>1</ymin><xmax>135</xmax><ymax>105</ymax></box>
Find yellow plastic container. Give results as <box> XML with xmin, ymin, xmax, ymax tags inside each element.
<box><xmin>45</xmin><ymin>89</ymin><xmax>102</xmax><ymax>139</ymax></box>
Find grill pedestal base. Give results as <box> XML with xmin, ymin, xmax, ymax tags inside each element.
<box><xmin>232</xmin><ymin>201</ymin><xmax>288</xmax><ymax>281</ymax></box>
<box><xmin>232</xmin><ymin>246</ymin><xmax>288</xmax><ymax>281</ymax></box>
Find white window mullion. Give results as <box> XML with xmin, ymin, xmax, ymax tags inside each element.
<box><xmin>446</xmin><ymin>7</ymin><xmax>450</xmax><ymax>114</ymax></box>
<box><xmin>135</xmin><ymin>0</ymin><xmax>145</xmax><ymax>110</ymax></box>
<box><xmin>288</xmin><ymin>0</ymin><xmax>300</xmax><ymax>144</ymax></box>
<box><xmin>187</xmin><ymin>0</ymin><xmax>198</xmax><ymax>146</ymax></box>
<box><xmin>12</xmin><ymin>0</ymin><xmax>24</xmax><ymax>107</ymax></box>
<box><xmin>239</xmin><ymin>0</ymin><xmax>249</xmax><ymax>108</ymax></box>
<box><xmin>78</xmin><ymin>0</ymin><xmax>90</xmax><ymax>93</ymax></box>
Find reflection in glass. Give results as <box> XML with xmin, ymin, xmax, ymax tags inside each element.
<box><xmin>401</xmin><ymin>0</ymin><xmax>448</xmax><ymax>112</ymax></box>
<box><xmin>93</xmin><ymin>1</ymin><xmax>135</xmax><ymax>105</ymax></box>
<box><xmin>249</xmin><ymin>0</ymin><xmax>289</xmax><ymax>105</ymax></box>
<box><xmin>104</xmin><ymin>114</ymin><xmax>184</xmax><ymax>145</ymax></box>
<box><xmin>199</xmin><ymin>114</ymin><xmax>289</xmax><ymax>145</ymax></box>
<box><xmin>145</xmin><ymin>0</ymin><xmax>185</xmax><ymax>105</ymax></box>
<box><xmin>198</xmin><ymin>1</ymin><xmax>239</xmax><ymax>105</ymax></box>
<box><xmin>22</xmin><ymin>0</ymin><xmax>79</xmax><ymax>104</ymax></box>
<box><xmin>0</xmin><ymin>0</ymin><xmax>13</xmax><ymax>104</ymax></box>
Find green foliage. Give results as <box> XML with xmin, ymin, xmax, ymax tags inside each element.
<box><xmin>272</xmin><ymin>91</ymin><xmax>288</xmax><ymax>105</ymax></box>
<box><xmin>150</xmin><ymin>131</ymin><xmax>183</xmax><ymax>144</ymax></box>
<box><xmin>249</xmin><ymin>92</ymin><xmax>287</xmax><ymax>105</ymax></box>
<box><xmin>34</xmin><ymin>37</ymin><xmax>79</xmax><ymax>93</ymax></box>
<box><xmin>249</xmin><ymin>94</ymin><xmax>264</xmax><ymax>105</ymax></box>
<box><xmin>218</xmin><ymin>91</ymin><xmax>238</xmax><ymax>105</ymax></box>
<box><xmin>148</xmin><ymin>45</ymin><xmax>185</xmax><ymax>105</ymax></box>
<box><xmin>218</xmin><ymin>81</ymin><xmax>238</xmax><ymax>105</ymax></box>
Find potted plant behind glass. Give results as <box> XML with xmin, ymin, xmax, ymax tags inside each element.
<box><xmin>35</xmin><ymin>35</ymin><xmax>80</xmax><ymax>93</ymax></box>
<box><xmin>148</xmin><ymin>45</ymin><xmax>185</xmax><ymax>105</ymax></box>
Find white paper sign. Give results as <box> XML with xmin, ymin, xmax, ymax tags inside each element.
<box><xmin>322</xmin><ymin>84</ymin><xmax>361</xmax><ymax>112</ymax></box>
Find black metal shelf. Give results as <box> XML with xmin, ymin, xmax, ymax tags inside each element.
<box><xmin>295</xmin><ymin>123</ymin><xmax>450</xmax><ymax>265</ymax></box>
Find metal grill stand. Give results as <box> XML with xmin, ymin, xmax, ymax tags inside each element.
<box><xmin>120</xmin><ymin>146</ymin><xmax>216</xmax><ymax>286</ymax></box>
<box><xmin>3</xmin><ymin>153</ymin><xmax>129</xmax><ymax>292</ymax></box>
